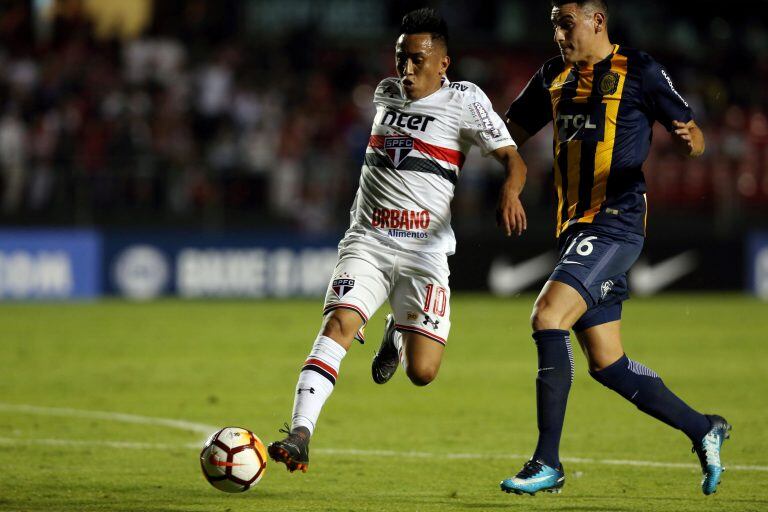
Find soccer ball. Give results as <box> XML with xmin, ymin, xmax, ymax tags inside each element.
<box><xmin>200</xmin><ymin>427</ymin><xmax>267</xmax><ymax>492</ymax></box>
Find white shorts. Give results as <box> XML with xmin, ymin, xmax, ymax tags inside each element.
<box><xmin>323</xmin><ymin>236</ymin><xmax>451</xmax><ymax>345</ymax></box>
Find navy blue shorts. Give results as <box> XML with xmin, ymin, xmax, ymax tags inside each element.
<box><xmin>549</xmin><ymin>225</ymin><xmax>644</xmax><ymax>332</ymax></box>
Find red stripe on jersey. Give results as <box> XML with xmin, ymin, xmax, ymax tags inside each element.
<box><xmin>368</xmin><ymin>136</ymin><xmax>465</xmax><ymax>168</ymax></box>
<box><xmin>368</xmin><ymin>135</ymin><xmax>385</xmax><ymax>147</ymax></box>
<box><xmin>304</xmin><ymin>358</ymin><xmax>339</xmax><ymax>379</ymax></box>
<box><xmin>413</xmin><ymin>139</ymin><xmax>465</xmax><ymax>168</ymax></box>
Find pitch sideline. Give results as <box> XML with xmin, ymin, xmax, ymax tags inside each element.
<box><xmin>1</xmin><ymin>402</ymin><xmax>764</xmax><ymax>473</ymax></box>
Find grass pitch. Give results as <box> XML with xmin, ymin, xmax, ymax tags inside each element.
<box><xmin>0</xmin><ymin>294</ymin><xmax>767</xmax><ymax>511</ymax></box>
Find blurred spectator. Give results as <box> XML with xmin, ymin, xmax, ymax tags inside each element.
<box><xmin>0</xmin><ymin>107</ymin><xmax>27</xmax><ymax>213</ymax></box>
<box><xmin>0</xmin><ymin>0</ymin><xmax>764</xmax><ymax>234</ymax></box>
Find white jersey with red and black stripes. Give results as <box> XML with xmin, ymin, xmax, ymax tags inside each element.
<box><xmin>344</xmin><ymin>77</ymin><xmax>515</xmax><ymax>255</ymax></box>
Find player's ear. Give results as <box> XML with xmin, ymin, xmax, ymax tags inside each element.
<box><xmin>440</xmin><ymin>55</ymin><xmax>451</xmax><ymax>77</ymax></box>
<box><xmin>593</xmin><ymin>12</ymin><xmax>606</xmax><ymax>33</ymax></box>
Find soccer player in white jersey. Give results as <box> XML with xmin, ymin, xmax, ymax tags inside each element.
<box><xmin>268</xmin><ymin>8</ymin><xmax>528</xmax><ymax>473</ymax></box>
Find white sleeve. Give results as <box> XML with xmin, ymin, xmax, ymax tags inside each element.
<box><xmin>460</xmin><ymin>87</ymin><xmax>516</xmax><ymax>156</ymax></box>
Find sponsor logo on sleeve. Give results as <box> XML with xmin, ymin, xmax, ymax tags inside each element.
<box><xmin>469</xmin><ymin>101</ymin><xmax>502</xmax><ymax>140</ymax></box>
<box><xmin>660</xmin><ymin>69</ymin><xmax>689</xmax><ymax>107</ymax></box>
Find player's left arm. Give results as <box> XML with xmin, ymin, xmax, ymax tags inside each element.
<box><xmin>644</xmin><ymin>58</ymin><xmax>705</xmax><ymax>158</ymax></box>
<box><xmin>459</xmin><ymin>84</ymin><xmax>528</xmax><ymax>236</ymax></box>
<box><xmin>671</xmin><ymin>119</ymin><xmax>705</xmax><ymax>158</ymax></box>
<box><xmin>491</xmin><ymin>145</ymin><xmax>527</xmax><ymax>237</ymax></box>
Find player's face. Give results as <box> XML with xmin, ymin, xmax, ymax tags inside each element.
<box><xmin>551</xmin><ymin>3</ymin><xmax>600</xmax><ymax>65</ymax></box>
<box><xmin>395</xmin><ymin>33</ymin><xmax>449</xmax><ymax>100</ymax></box>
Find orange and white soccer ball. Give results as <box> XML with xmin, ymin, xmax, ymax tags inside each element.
<box><xmin>200</xmin><ymin>427</ymin><xmax>267</xmax><ymax>492</ymax></box>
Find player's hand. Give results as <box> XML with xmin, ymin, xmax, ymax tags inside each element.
<box><xmin>671</xmin><ymin>120</ymin><xmax>704</xmax><ymax>157</ymax></box>
<box><xmin>496</xmin><ymin>188</ymin><xmax>527</xmax><ymax>237</ymax></box>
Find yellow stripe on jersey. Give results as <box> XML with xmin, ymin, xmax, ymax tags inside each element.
<box><xmin>581</xmin><ymin>51</ymin><xmax>628</xmax><ymax>224</ymax></box>
<box><xmin>566</xmin><ymin>137</ymin><xmax>582</xmax><ymax>222</ymax></box>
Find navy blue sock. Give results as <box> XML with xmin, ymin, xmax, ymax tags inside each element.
<box><xmin>590</xmin><ymin>355</ymin><xmax>711</xmax><ymax>442</ymax></box>
<box><xmin>531</xmin><ymin>329</ymin><xmax>574</xmax><ymax>468</ymax></box>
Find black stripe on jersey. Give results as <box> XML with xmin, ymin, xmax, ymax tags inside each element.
<box><xmin>558</xmin><ymin>69</ymin><xmax>580</xmax><ymax>226</ymax></box>
<box><xmin>364</xmin><ymin>153</ymin><xmax>458</xmax><ymax>185</ymax></box>
<box><xmin>574</xmin><ymin>57</ymin><xmax>615</xmax><ymax>220</ymax></box>
<box><xmin>302</xmin><ymin>364</ymin><xmax>336</xmax><ymax>385</ymax></box>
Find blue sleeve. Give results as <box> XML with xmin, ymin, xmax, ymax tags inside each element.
<box><xmin>505</xmin><ymin>66</ymin><xmax>552</xmax><ymax>136</ymax></box>
<box><xmin>642</xmin><ymin>59</ymin><xmax>693</xmax><ymax>132</ymax></box>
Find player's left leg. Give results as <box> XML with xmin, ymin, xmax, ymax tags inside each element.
<box><xmin>576</xmin><ymin>317</ymin><xmax>731</xmax><ymax>494</ymax></box>
<box><xmin>372</xmin><ymin>248</ymin><xmax>450</xmax><ymax>385</ymax></box>
<box><xmin>401</xmin><ymin>331</ymin><xmax>444</xmax><ymax>386</ymax></box>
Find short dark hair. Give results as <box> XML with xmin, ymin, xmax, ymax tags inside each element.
<box><xmin>400</xmin><ymin>8</ymin><xmax>449</xmax><ymax>49</ymax></box>
<box><xmin>551</xmin><ymin>0</ymin><xmax>609</xmax><ymax>16</ymax></box>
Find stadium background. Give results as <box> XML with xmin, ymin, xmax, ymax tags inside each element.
<box><xmin>0</xmin><ymin>0</ymin><xmax>767</xmax><ymax>300</ymax></box>
<box><xmin>1</xmin><ymin>2</ymin><xmax>767</xmax><ymax>511</ymax></box>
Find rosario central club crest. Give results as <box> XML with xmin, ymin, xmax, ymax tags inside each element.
<box><xmin>332</xmin><ymin>273</ymin><xmax>355</xmax><ymax>298</ymax></box>
<box><xmin>384</xmin><ymin>136</ymin><xmax>414</xmax><ymax>167</ymax></box>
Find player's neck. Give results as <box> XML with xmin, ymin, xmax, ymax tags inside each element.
<box><xmin>575</xmin><ymin>40</ymin><xmax>616</xmax><ymax>69</ymax></box>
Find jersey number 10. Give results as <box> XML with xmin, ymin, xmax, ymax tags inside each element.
<box><xmin>423</xmin><ymin>284</ymin><xmax>447</xmax><ymax>317</ymax></box>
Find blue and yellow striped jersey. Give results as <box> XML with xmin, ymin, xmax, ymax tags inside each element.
<box><xmin>506</xmin><ymin>45</ymin><xmax>693</xmax><ymax>237</ymax></box>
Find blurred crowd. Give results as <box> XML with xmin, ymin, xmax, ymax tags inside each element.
<box><xmin>0</xmin><ymin>0</ymin><xmax>766</xmax><ymax>234</ymax></box>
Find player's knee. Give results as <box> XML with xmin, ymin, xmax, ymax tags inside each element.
<box><xmin>320</xmin><ymin>312</ymin><xmax>358</xmax><ymax>344</ymax></box>
<box><xmin>405</xmin><ymin>363</ymin><xmax>438</xmax><ymax>386</ymax></box>
<box><xmin>530</xmin><ymin>304</ymin><xmax>562</xmax><ymax>331</ymax></box>
<box><xmin>587</xmin><ymin>353</ymin><xmax>623</xmax><ymax>373</ymax></box>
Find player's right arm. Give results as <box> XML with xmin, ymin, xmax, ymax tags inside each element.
<box><xmin>505</xmin><ymin>64</ymin><xmax>554</xmax><ymax>148</ymax></box>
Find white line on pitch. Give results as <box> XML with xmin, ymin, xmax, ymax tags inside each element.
<box><xmin>1</xmin><ymin>403</ymin><xmax>765</xmax><ymax>473</ymax></box>
<box><xmin>0</xmin><ymin>403</ymin><xmax>217</xmax><ymax>434</ymax></box>
<box><xmin>314</xmin><ymin>448</ymin><xmax>768</xmax><ymax>473</ymax></box>
<box><xmin>1</xmin><ymin>437</ymin><xmax>765</xmax><ymax>473</ymax></box>
<box><xmin>0</xmin><ymin>437</ymin><xmax>200</xmax><ymax>451</ymax></box>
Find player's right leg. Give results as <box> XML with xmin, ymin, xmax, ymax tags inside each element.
<box><xmin>500</xmin><ymin>280</ymin><xmax>585</xmax><ymax>495</ymax></box>
<box><xmin>503</xmin><ymin>226</ymin><xmax>636</xmax><ymax>495</ymax></box>
<box><xmin>269</xmin><ymin>239</ymin><xmax>392</xmax><ymax>473</ymax></box>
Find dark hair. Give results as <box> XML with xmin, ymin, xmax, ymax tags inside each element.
<box><xmin>400</xmin><ymin>8</ymin><xmax>449</xmax><ymax>48</ymax></box>
<box><xmin>551</xmin><ymin>0</ymin><xmax>608</xmax><ymax>16</ymax></box>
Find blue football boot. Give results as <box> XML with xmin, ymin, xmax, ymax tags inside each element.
<box><xmin>500</xmin><ymin>459</ymin><xmax>565</xmax><ymax>495</ymax></box>
<box><xmin>693</xmin><ymin>414</ymin><xmax>731</xmax><ymax>495</ymax></box>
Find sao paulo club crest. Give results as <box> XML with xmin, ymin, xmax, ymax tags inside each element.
<box><xmin>384</xmin><ymin>136</ymin><xmax>414</xmax><ymax>167</ymax></box>
<box><xmin>332</xmin><ymin>273</ymin><xmax>355</xmax><ymax>299</ymax></box>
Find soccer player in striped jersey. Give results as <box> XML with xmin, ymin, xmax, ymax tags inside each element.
<box><xmin>499</xmin><ymin>0</ymin><xmax>730</xmax><ymax>496</ymax></box>
<box><xmin>268</xmin><ymin>8</ymin><xmax>528</xmax><ymax>474</ymax></box>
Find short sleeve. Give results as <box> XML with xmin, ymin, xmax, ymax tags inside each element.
<box><xmin>460</xmin><ymin>87</ymin><xmax>515</xmax><ymax>157</ymax></box>
<box><xmin>505</xmin><ymin>66</ymin><xmax>553</xmax><ymax>136</ymax></box>
<box><xmin>642</xmin><ymin>60</ymin><xmax>693</xmax><ymax>132</ymax></box>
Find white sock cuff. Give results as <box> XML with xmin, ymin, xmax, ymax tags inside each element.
<box><xmin>311</xmin><ymin>335</ymin><xmax>347</xmax><ymax>363</ymax></box>
<box><xmin>292</xmin><ymin>414</ymin><xmax>316</xmax><ymax>435</ymax></box>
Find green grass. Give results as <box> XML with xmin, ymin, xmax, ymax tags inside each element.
<box><xmin>0</xmin><ymin>294</ymin><xmax>766</xmax><ymax>511</ymax></box>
